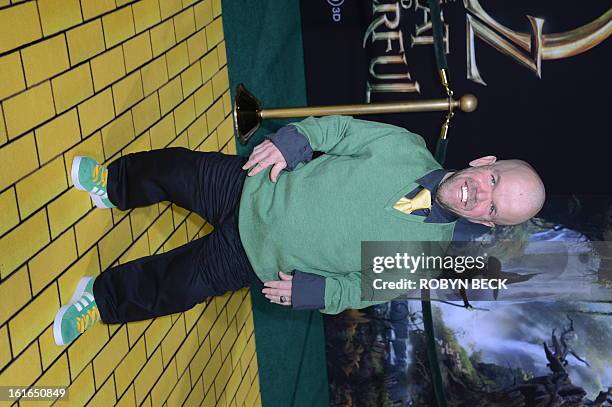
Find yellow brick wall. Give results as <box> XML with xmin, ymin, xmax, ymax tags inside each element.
<box><xmin>0</xmin><ymin>0</ymin><xmax>261</xmax><ymax>406</ymax></box>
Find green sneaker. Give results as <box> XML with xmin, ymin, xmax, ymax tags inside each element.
<box><xmin>53</xmin><ymin>277</ymin><xmax>100</xmax><ymax>346</ymax></box>
<box><xmin>71</xmin><ymin>156</ymin><xmax>115</xmax><ymax>208</ymax></box>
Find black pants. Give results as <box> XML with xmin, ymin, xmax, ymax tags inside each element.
<box><xmin>92</xmin><ymin>148</ymin><xmax>260</xmax><ymax>324</ymax></box>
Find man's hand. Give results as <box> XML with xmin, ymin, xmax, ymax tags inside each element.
<box><xmin>262</xmin><ymin>271</ymin><xmax>293</xmax><ymax>306</ymax></box>
<box><xmin>242</xmin><ymin>140</ymin><xmax>287</xmax><ymax>182</ymax></box>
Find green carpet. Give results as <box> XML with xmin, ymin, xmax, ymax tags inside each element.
<box><xmin>221</xmin><ymin>1</ymin><xmax>330</xmax><ymax>406</ymax></box>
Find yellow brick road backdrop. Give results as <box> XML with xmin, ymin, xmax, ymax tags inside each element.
<box><xmin>0</xmin><ymin>0</ymin><xmax>261</xmax><ymax>405</ymax></box>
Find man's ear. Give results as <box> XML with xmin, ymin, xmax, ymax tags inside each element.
<box><xmin>468</xmin><ymin>218</ymin><xmax>495</xmax><ymax>228</ymax></box>
<box><xmin>469</xmin><ymin>156</ymin><xmax>497</xmax><ymax>167</ymax></box>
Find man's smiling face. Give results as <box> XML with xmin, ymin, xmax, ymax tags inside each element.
<box><xmin>435</xmin><ymin>156</ymin><xmax>545</xmax><ymax>227</ymax></box>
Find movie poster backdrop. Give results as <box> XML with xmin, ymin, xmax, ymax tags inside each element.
<box><xmin>300</xmin><ymin>2</ymin><xmax>611</xmax><ymax>406</ymax></box>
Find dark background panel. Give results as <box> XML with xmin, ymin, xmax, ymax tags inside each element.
<box><xmin>300</xmin><ymin>0</ymin><xmax>611</xmax><ymax>196</ymax></box>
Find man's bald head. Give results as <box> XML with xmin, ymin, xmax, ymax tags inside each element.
<box><xmin>435</xmin><ymin>156</ymin><xmax>545</xmax><ymax>227</ymax></box>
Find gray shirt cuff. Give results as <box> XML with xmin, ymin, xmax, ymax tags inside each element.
<box><xmin>266</xmin><ymin>125</ymin><xmax>313</xmax><ymax>170</ymax></box>
<box><xmin>291</xmin><ymin>270</ymin><xmax>325</xmax><ymax>310</ymax></box>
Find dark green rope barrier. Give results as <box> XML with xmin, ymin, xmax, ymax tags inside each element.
<box><xmin>428</xmin><ymin>0</ymin><xmax>448</xmax><ymax>71</ymax></box>
<box><xmin>422</xmin><ymin>1</ymin><xmax>451</xmax><ymax>406</ymax></box>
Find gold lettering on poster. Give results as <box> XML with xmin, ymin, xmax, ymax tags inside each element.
<box><xmin>366</xmin><ymin>81</ymin><xmax>421</xmax><ymax>98</ymax></box>
<box><xmin>364</xmin><ymin>2</ymin><xmax>402</xmax><ymax>48</ymax></box>
<box><xmin>370</xmin><ymin>55</ymin><xmax>412</xmax><ymax>80</ymax></box>
<box><xmin>465</xmin><ymin>0</ymin><xmax>612</xmax><ymax>85</ymax></box>
<box><xmin>364</xmin><ymin>1</ymin><xmax>421</xmax><ymax>102</ymax></box>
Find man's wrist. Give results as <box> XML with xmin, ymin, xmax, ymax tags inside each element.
<box><xmin>291</xmin><ymin>270</ymin><xmax>325</xmax><ymax>310</ymax></box>
<box><xmin>266</xmin><ymin>126</ymin><xmax>313</xmax><ymax>171</ymax></box>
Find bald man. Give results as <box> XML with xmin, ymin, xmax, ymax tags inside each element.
<box><xmin>435</xmin><ymin>157</ymin><xmax>545</xmax><ymax>227</ymax></box>
<box><xmin>54</xmin><ymin>115</ymin><xmax>545</xmax><ymax>346</ymax></box>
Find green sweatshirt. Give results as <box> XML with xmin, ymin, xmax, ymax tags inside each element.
<box><xmin>238</xmin><ymin>116</ymin><xmax>456</xmax><ymax>314</ymax></box>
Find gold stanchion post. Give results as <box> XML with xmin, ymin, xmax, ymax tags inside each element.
<box><xmin>233</xmin><ymin>84</ymin><xmax>477</xmax><ymax>145</ymax></box>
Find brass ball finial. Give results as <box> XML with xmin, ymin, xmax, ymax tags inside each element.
<box><xmin>459</xmin><ymin>94</ymin><xmax>478</xmax><ymax>112</ymax></box>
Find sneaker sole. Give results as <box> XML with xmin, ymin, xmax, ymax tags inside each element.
<box><xmin>53</xmin><ymin>303</ymin><xmax>73</xmax><ymax>346</ymax></box>
<box><xmin>71</xmin><ymin>156</ymin><xmax>86</xmax><ymax>191</ymax></box>
<box><xmin>90</xmin><ymin>193</ymin><xmax>114</xmax><ymax>209</ymax></box>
